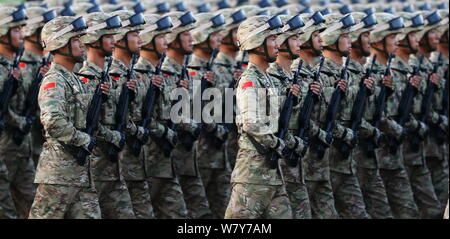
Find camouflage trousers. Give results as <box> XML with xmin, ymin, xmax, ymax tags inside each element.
<box><xmin>225</xmin><ymin>183</ymin><xmax>293</xmax><ymax>219</ymax></box>
<box><xmin>29</xmin><ymin>184</ymin><xmax>101</xmax><ymax>219</ymax></box>
<box><xmin>285</xmin><ymin>182</ymin><xmax>311</xmax><ymax>219</ymax></box>
<box><xmin>126</xmin><ymin>180</ymin><xmax>155</xmax><ymax>219</ymax></box>
<box><xmin>305</xmin><ymin>180</ymin><xmax>339</xmax><ymax>219</ymax></box>
<box><xmin>379</xmin><ymin>168</ymin><xmax>420</xmax><ymax>219</ymax></box>
<box><xmin>199</xmin><ymin>167</ymin><xmax>232</xmax><ymax>219</ymax></box>
<box><xmin>405</xmin><ymin>164</ymin><xmax>442</xmax><ymax>219</ymax></box>
<box><xmin>3</xmin><ymin>155</ymin><xmax>36</xmax><ymax>219</ymax></box>
<box><xmin>0</xmin><ymin>161</ymin><xmax>17</xmax><ymax>219</ymax></box>
<box><xmin>148</xmin><ymin>176</ymin><xmax>188</xmax><ymax>219</ymax></box>
<box><xmin>95</xmin><ymin>180</ymin><xmax>135</xmax><ymax>219</ymax></box>
<box><xmin>426</xmin><ymin>156</ymin><xmax>449</xmax><ymax>216</ymax></box>
<box><xmin>225</xmin><ymin>130</ymin><xmax>238</xmax><ymax>170</ymax></box>
<box><xmin>179</xmin><ymin>175</ymin><xmax>213</xmax><ymax>219</ymax></box>
<box><xmin>357</xmin><ymin>167</ymin><xmax>393</xmax><ymax>219</ymax></box>
<box><xmin>330</xmin><ymin>172</ymin><xmax>370</xmax><ymax>219</ymax></box>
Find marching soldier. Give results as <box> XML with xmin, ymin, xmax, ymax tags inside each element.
<box><xmin>29</xmin><ymin>15</ymin><xmax>101</xmax><ymax>219</ymax></box>
<box><xmin>77</xmin><ymin>11</ymin><xmax>135</xmax><ymax>219</ymax></box>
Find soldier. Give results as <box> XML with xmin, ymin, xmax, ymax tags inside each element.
<box><xmin>0</xmin><ymin>6</ymin><xmax>28</xmax><ymax>220</ymax></box>
<box><xmin>349</xmin><ymin>12</ymin><xmax>393</xmax><ymax>219</ymax></box>
<box><xmin>225</xmin><ymin>15</ymin><xmax>301</xmax><ymax>219</ymax></box>
<box><xmin>266</xmin><ymin>14</ymin><xmax>312</xmax><ymax>219</ymax></box>
<box><xmin>136</xmin><ymin>13</ymin><xmax>185</xmax><ymax>219</ymax></box>
<box><xmin>109</xmin><ymin>10</ymin><xmax>154</xmax><ymax>219</ymax></box>
<box><xmin>291</xmin><ymin>11</ymin><xmax>338</xmax><ymax>219</ymax></box>
<box><xmin>77</xmin><ymin>11</ymin><xmax>135</xmax><ymax>219</ymax></box>
<box><xmin>188</xmin><ymin>12</ymin><xmax>230</xmax><ymax>219</ymax></box>
<box><xmin>406</xmin><ymin>10</ymin><xmax>444</xmax><ymax>219</ymax></box>
<box><xmin>21</xmin><ymin>7</ymin><xmax>54</xmax><ymax>169</ymax></box>
<box><xmin>29</xmin><ymin>15</ymin><xmax>102</xmax><ymax>219</ymax></box>
<box><xmin>424</xmin><ymin>9</ymin><xmax>449</xmax><ymax>217</ymax></box>
<box><xmin>369</xmin><ymin>12</ymin><xmax>420</xmax><ymax>219</ymax></box>
<box><xmin>161</xmin><ymin>11</ymin><xmax>210</xmax><ymax>219</ymax></box>
<box><xmin>215</xmin><ymin>8</ymin><xmax>247</xmax><ymax>171</ymax></box>
<box><xmin>319</xmin><ymin>13</ymin><xmax>369</xmax><ymax>219</ymax></box>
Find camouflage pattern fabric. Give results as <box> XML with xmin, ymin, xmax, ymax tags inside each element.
<box><xmin>149</xmin><ymin>177</ymin><xmax>188</xmax><ymax>219</ymax></box>
<box><xmin>357</xmin><ymin>168</ymin><xmax>393</xmax><ymax>219</ymax></box>
<box><xmin>305</xmin><ymin>180</ymin><xmax>339</xmax><ymax>219</ymax></box>
<box><xmin>94</xmin><ymin>181</ymin><xmax>135</xmax><ymax>219</ymax></box>
<box><xmin>0</xmin><ymin>161</ymin><xmax>17</xmax><ymax>219</ymax></box>
<box><xmin>179</xmin><ymin>174</ymin><xmax>213</xmax><ymax>219</ymax></box>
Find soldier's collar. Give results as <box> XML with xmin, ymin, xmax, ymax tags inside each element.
<box><xmin>135</xmin><ymin>57</ymin><xmax>155</xmax><ymax>72</ymax></box>
<box><xmin>111</xmin><ymin>57</ymin><xmax>129</xmax><ymax>74</ymax></box>
<box><xmin>216</xmin><ymin>52</ymin><xmax>236</xmax><ymax>65</ymax></box>
<box><xmin>164</xmin><ymin>56</ymin><xmax>183</xmax><ymax>74</ymax></box>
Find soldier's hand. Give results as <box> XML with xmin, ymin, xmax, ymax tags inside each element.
<box><xmin>409</xmin><ymin>75</ymin><xmax>421</xmax><ymax>88</ymax></box>
<box><xmin>11</xmin><ymin>69</ymin><xmax>21</xmax><ymax>80</ymax></box>
<box><xmin>233</xmin><ymin>69</ymin><xmax>243</xmax><ymax>80</ymax></box>
<box><xmin>289</xmin><ymin>84</ymin><xmax>301</xmax><ymax>97</ymax></box>
<box><xmin>382</xmin><ymin>75</ymin><xmax>393</xmax><ymax>88</ymax></box>
<box><xmin>126</xmin><ymin>79</ymin><xmax>137</xmax><ymax>91</ymax></box>
<box><xmin>39</xmin><ymin>65</ymin><xmax>50</xmax><ymax>76</ymax></box>
<box><xmin>179</xmin><ymin>79</ymin><xmax>189</xmax><ymax>89</ymax></box>
<box><xmin>151</xmin><ymin>75</ymin><xmax>164</xmax><ymax>87</ymax></box>
<box><xmin>100</xmin><ymin>82</ymin><xmax>110</xmax><ymax>95</ymax></box>
<box><xmin>203</xmin><ymin>71</ymin><xmax>215</xmax><ymax>84</ymax></box>
<box><xmin>310</xmin><ymin>82</ymin><xmax>322</xmax><ymax>95</ymax></box>
<box><xmin>337</xmin><ymin>80</ymin><xmax>348</xmax><ymax>92</ymax></box>
<box><xmin>430</xmin><ymin>73</ymin><xmax>440</xmax><ymax>86</ymax></box>
<box><xmin>364</xmin><ymin>77</ymin><xmax>375</xmax><ymax>89</ymax></box>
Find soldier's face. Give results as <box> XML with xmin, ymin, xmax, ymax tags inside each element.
<box><xmin>209</xmin><ymin>32</ymin><xmax>223</xmax><ymax>50</ymax></box>
<box><xmin>426</xmin><ymin>29</ymin><xmax>440</xmax><ymax>49</ymax></box>
<box><xmin>265</xmin><ymin>35</ymin><xmax>279</xmax><ymax>59</ymax></box>
<box><xmin>311</xmin><ymin>31</ymin><xmax>323</xmax><ymax>51</ymax></box>
<box><xmin>359</xmin><ymin>32</ymin><xmax>371</xmax><ymax>54</ymax></box>
<box><xmin>126</xmin><ymin>31</ymin><xmax>142</xmax><ymax>52</ymax></box>
<box><xmin>406</xmin><ymin>32</ymin><xmax>419</xmax><ymax>52</ymax></box>
<box><xmin>282</xmin><ymin>35</ymin><xmax>301</xmax><ymax>56</ymax></box>
<box><xmin>69</xmin><ymin>36</ymin><xmax>86</xmax><ymax>57</ymax></box>
<box><xmin>179</xmin><ymin>31</ymin><xmax>194</xmax><ymax>52</ymax></box>
<box><xmin>154</xmin><ymin>34</ymin><xmax>168</xmax><ymax>54</ymax></box>
<box><xmin>101</xmin><ymin>34</ymin><xmax>116</xmax><ymax>54</ymax></box>
<box><xmin>385</xmin><ymin>33</ymin><xmax>398</xmax><ymax>54</ymax></box>
<box><xmin>9</xmin><ymin>26</ymin><xmax>24</xmax><ymax>49</ymax></box>
<box><xmin>231</xmin><ymin>28</ymin><xmax>238</xmax><ymax>47</ymax></box>
<box><xmin>338</xmin><ymin>34</ymin><xmax>352</xmax><ymax>54</ymax></box>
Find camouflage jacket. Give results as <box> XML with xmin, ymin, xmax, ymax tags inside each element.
<box><xmin>267</xmin><ymin>62</ymin><xmax>307</xmax><ymax>184</ymax></box>
<box><xmin>109</xmin><ymin>57</ymin><xmax>148</xmax><ymax>181</ymax></box>
<box><xmin>319</xmin><ymin>58</ymin><xmax>359</xmax><ymax>175</ymax></box>
<box><xmin>77</xmin><ymin>60</ymin><xmax>123</xmax><ymax>181</ymax></box>
<box><xmin>370</xmin><ymin>58</ymin><xmax>405</xmax><ymax>170</ymax></box>
<box><xmin>135</xmin><ymin>57</ymin><xmax>175</xmax><ymax>178</ymax></box>
<box><xmin>35</xmin><ymin>62</ymin><xmax>92</xmax><ymax>186</ymax></box>
<box><xmin>233</xmin><ymin>62</ymin><xmax>284</xmax><ymax>185</ymax></box>
<box><xmin>0</xmin><ymin>53</ymin><xmax>31</xmax><ymax>157</ymax></box>
<box><xmin>348</xmin><ymin>57</ymin><xmax>379</xmax><ymax>169</ymax></box>
<box><xmin>188</xmin><ymin>54</ymin><xmax>227</xmax><ymax>169</ymax></box>
<box><xmin>161</xmin><ymin>55</ymin><xmax>199</xmax><ymax>177</ymax></box>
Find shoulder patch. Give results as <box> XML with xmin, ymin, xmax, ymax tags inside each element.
<box><xmin>242</xmin><ymin>81</ymin><xmax>253</xmax><ymax>89</ymax></box>
<box><xmin>80</xmin><ymin>77</ymin><xmax>89</xmax><ymax>84</ymax></box>
<box><xmin>19</xmin><ymin>62</ymin><xmax>27</xmax><ymax>69</ymax></box>
<box><xmin>43</xmin><ymin>82</ymin><xmax>56</xmax><ymax>90</ymax></box>
<box><xmin>189</xmin><ymin>71</ymin><xmax>197</xmax><ymax>76</ymax></box>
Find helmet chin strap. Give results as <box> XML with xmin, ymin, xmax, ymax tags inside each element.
<box><xmin>141</xmin><ymin>38</ymin><xmax>162</xmax><ymax>58</ymax></box>
<box><xmin>54</xmin><ymin>40</ymin><xmax>84</xmax><ymax>63</ymax></box>
<box><xmin>222</xmin><ymin>31</ymin><xmax>239</xmax><ymax>51</ymax></box>
<box><xmin>279</xmin><ymin>41</ymin><xmax>299</xmax><ymax>60</ymax></box>
<box><xmin>398</xmin><ymin>36</ymin><xmax>417</xmax><ymax>54</ymax></box>
<box><xmin>169</xmin><ymin>35</ymin><xmax>192</xmax><ymax>55</ymax></box>
<box><xmin>0</xmin><ymin>29</ymin><xmax>20</xmax><ymax>51</ymax></box>
<box><xmin>115</xmin><ymin>33</ymin><xmax>139</xmax><ymax>56</ymax></box>
<box><xmin>302</xmin><ymin>37</ymin><xmax>322</xmax><ymax>56</ymax></box>
<box><xmin>352</xmin><ymin>36</ymin><xmax>371</xmax><ymax>57</ymax></box>
<box><xmin>194</xmin><ymin>36</ymin><xmax>214</xmax><ymax>53</ymax></box>
<box><xmin>324</xmin><ymin>39</ymin><xmax>349</xmax><ymax>57</ymax></box>
<box><xmin>372</xmin><ymin>37</ymin><xmax>390</xmax><ymax>56</ymax></box>
<box><xmin>90</xmin><ymin>36</ymin><xmax>113</xmax><ymax>57</ymax></box>
<box><xmin>25</xmin><ymin>28</ymin><xmax>44</xmax><ymax>47</ymax></box>
<box><xmin>250</xmin><ymin>39</ymin><xmax>276</xmax><ymax>63</ymax></box>
<box><xmin>421</xmin><ymin>32</ymin><xmax>436</xmax><ymax>52</ymax></box>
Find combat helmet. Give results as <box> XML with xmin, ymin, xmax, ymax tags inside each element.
<box><xmin>370</xmin><ymin>12</ymin><xmax>404</xmax><ymax>43</ymax></box>
<box><xmin>23</xmin><ymin>7</ymin><xmax>57</xmax><ymax>39</ymax></box>
<box><xmin>191</xmin><ymin>12</ymin><xmax>226</xmax><ymax>47</ymax></box>
<box><xmin>0</xmin><ymin>7</ymin><xmax>28</xmax><ymax>49</ymax></box>
<box><xmin>277</xmin><ymin>14</ymin><xmax>306</xmax><ymax>59</ymax></box>
<box><xmin>80</xmin><ymin>12</ymin><xmax>122</xmax><ymax>56</ymax></box>
<box><xmin>164</xmin><ymin>11</ymin><xmax>197</xmax><ymax>44</ymax></box>
<box><xmin>139</xmin><ymin>14</ymin><xmax>173</xmax><ymax>56</ymax></box>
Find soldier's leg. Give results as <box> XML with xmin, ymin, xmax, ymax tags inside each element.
<box><xmin>380</xmin><ymin>168</ymin><xmax>420</xmax><ymax>219</ymax></box>
<box><xmin>405</xmin><ymin>164</ymin><xmax>442</xmax><ymax>219</ymax></box>
<box><xmin>179</xmin><ymin>175</ymin><xmax>213</xmax><ymax>219</ymax></box>
<box><xmin>202</xmin><ymin>168</ymin><xmax>231</xmax><ymax>219</ymax></box>
<box><xmin>7</xmin><ymin>156</ymin><xmax>36</xmax><ymax>218</ymax></box>
<box><xmin>224</xmin><ymin>183</ymin><xmax>273</xmax><ymax>219</ymax></box>
<box><xmin>95</xmin><ymin>180</ymin><xmax>135</xmax><ymax>219</ymax></box>
<box><xmin>29</xmin><ymin>184</ymin><xmax>76</xmax><ymax>219</ymax></box>
<box><xmin>66</xmin><ymin>186</ymin><xmax>101</xmax><ymax>219</ymax></box>
<box><xmin>331</xmin><ymin>172</ymin><xmax>370</xmax><ymax>219</ymax></box>
<box><xmin>357</xmin><ymin>167</ymin><xmax>393</xmax><ymax>219</ymax></box>
<box><xmin>149</xmin><ymin>176</ymin><xmax>188</xmax><ymax>219</ymax></box>
<box><xmin>306</xmin><ymin>180</ymin><xmax>339</xmax><ymax>219</ymax></box>
<box><xmin>0</xmin><ymin>161</ymin><xmax>17</xmax><ymax>219</ymax></box>
<box><xmin>426</xmin><ymin>156</ymin><xmax>449</xmax><ymax>215</ymax></box>
<box><xmin>265</xmin><ymin>185</ymin><xmax>293</xmax><ymax>219</ymax></box>
<box><xmin>199</xmin><ymin>167</ymin><xmax>213</xmax><ymax>194</ymax></box>
<box><xmin>126</xmin><ymin>180</ymin><xmax>155</xmax><ymax>219</ymax></box>
<box><xmin>285</xmin><ymin>182</ymin><xmax>311</xmax><ymax>219</ymax></box>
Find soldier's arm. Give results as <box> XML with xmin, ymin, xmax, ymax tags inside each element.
<box><xmin>38</xmin><ymin>74</ymin><xmax>90</xmax><ymax>147</ymax></box>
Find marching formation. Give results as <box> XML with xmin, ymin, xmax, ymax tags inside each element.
<box><xmin>0</xmin><ymin>0</ymin><xmax>448</xmax><ymax>219</ymax></box>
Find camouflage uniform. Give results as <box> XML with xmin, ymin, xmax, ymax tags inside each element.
<box><xmin>0</xmin><ymin>6</ymin><xmax>36</xmax><ymax>219</ymax></box>
<box><xmin>267</xmin><ymin>62</ymin><xmax>311</xmax><ymax>219</ymax></box>
<box><xmin>136</xmin><ymin>56</ymin><xmax>188</xmax><ymax>219</ymax></box>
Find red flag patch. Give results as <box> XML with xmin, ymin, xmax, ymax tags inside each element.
<box><xmin>164</xmin><ymin>73</ymin><xmax>170</xmax><ymax>78</ymax></box>
<box><xmin>44</xmin><ymin>82</ymin><xmax>56</xmax><ymax>90</ymax></box>
<box><xmin>189</xmin><ymin>71</ymin><xmax>197</xmax><ymax>76</ymax></box>
<box><xmin>242</xmin><ymin>81</ymin><xmax>253</xmax><ymax>89</ymax></box>
<box><xmin>19</xmin><ymin>62</ymin><xmax>27</xmax><ymax>69</ymax></box>
<box><xmin>80</xmin><ymin>77</ymin><xmax>89</xmax><ymax>83</ymax></box>
<box><xmin>241</xmin><ymin>63</ymin><xmax>248</xmax><ymax>68</ymax></box>
<box><xmin>111</xmin><ymin>76</ymin><xmax>120</xmax><ymax>81</ymax></box>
